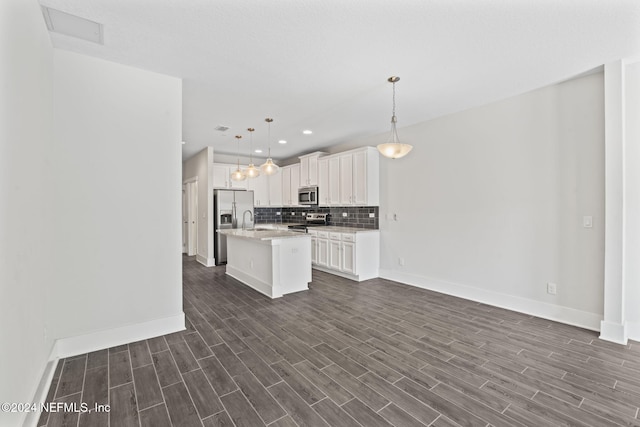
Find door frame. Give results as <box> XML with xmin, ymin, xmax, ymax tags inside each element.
<box><xmin>183</xmin><ymin>176</ymin><xmax>198</xmax><ymax>256</ymax></box>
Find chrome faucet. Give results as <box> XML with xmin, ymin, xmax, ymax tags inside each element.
<box><xmin>242</xmin><ymin>210</ymin><xmax>253</xmax><ymax>230</ymax></box>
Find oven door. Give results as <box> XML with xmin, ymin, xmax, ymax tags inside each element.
<box><xmin>298</xmin><ymin>187</ymin><xmax>318</xmax><ymax>205</ymax></box>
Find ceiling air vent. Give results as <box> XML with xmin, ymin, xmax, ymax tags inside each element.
<box><xmin>215</xmin><ymin>125</ymin><xmax>230</xmax><ymax>132</ymax></box>
<box><xmin>41</xmin><ymin>6</ymin><xmax>104</xmax><ymax>45</ymax></box>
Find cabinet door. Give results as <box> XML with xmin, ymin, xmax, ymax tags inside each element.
<box><xmin>308</xmin><ymin>155</ymin><xmax>319</xmax><ymax>186</ymax></box>
<box><xmin>247</xmin><ymin>174</ymin><xmax>268</xmax><ymax>206</ymax></box>
<box><xmin>328</xmin><ymin>157</ymin><xmax>341</xmax><ymax>206</ymax></box>
<box><xmin>300</xmin><ymin>157</ymin><xmax>310</xmax><ymax>186</ymax></box>
<box><xmin>281</xmin><ymin>167</ymin><xmax>292</xmax><ymax>206</ymax></box>
<box><xmin>339</xmin><ymin>154</ymin><xmax>353</xmax><ymax>205</ymax></box>
<box><xmin>328</xmin><ymin>239</ymin><xmax>342</xmax><ymax>270</ymax></box>
<box><xmin>317</xmin><ymin>238</ymin><xmax>329</xmax><ymax>267</ymax></box>
<box><xmin>352</xmin><ymin>150</ymin><xmax>367</xmax><ymax>205</ymax></box>
<box><xmin>230</xmin><ymin>170</ymin><xmax>248</xmax><ymax>190</ymax></box>
<box><xmin>213</xmin><ymin>164</ymin><xmax>229</xmax><ymax>189</ymax></box>
<box><xmin>341</xmin><ymin>241</ymin><xmax>356</xmax><ymax>274</ymax></box>
<box><xmin>318</xmin><ymin>158</ymin><xmax>329</xmax><ymax>206</ymax></box>
<box><xmin>310</xmin><ymin>237</ymin><xmax>317</xmax><ymax>264</ymax></box>
<box><xmin>290</xmin><ymin>164</ymin><xmax>300</xmax><ymax>206</ymax></box>
<box><xmin>268</xmin><ymin>173</ymin><xmax>283</xmax><ymax>206</ymax></box>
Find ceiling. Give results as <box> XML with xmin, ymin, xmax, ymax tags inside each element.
<box><xmin>39</xmin><ymin>0</ymin><xmax>640</xmax><ymax>161</ymax></box>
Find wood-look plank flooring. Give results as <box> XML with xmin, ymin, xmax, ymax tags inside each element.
<box><xmin>40</xmin><ymin>255</ymin><xmax>640</xmax><ymax>426</ymax></box>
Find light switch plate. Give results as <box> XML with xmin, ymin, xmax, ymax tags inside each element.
<box><xmin>583</xmin><ymin>216</ymin><xmax>593</xmax><ymax>228</ymax></box>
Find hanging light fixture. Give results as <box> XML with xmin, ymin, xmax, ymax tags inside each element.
<box><xmin>230</xmin><ymin>135</ymin><xmax>247</xmax><ymax>181</ymax></box>
<box><xmin>243</xmin><ymin>127</ymin><xmax>260</xmax><ymax>179</ymax></box>
<box><xmin>260</xmin><ymin>118</ymin><xmax>280</xmax><ymax>175</ymax></box>
<box><xmin>377</xmin><ymin>76</ymin><xmax>413</xmax><ymax>159</ymax></box>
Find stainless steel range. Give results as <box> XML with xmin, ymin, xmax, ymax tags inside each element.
<box><xmin>287</xmin><ymin>213</ymin><xmax>330</xmax><ymax>233</ymax></box>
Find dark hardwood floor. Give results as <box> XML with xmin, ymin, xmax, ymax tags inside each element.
<box><xmin>40</xmin><ymin>255</ymin><xmax>640</xmax><ymax>426</ymax></box>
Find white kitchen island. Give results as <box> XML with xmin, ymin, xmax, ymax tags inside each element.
<box><xmin>218</xmin><ymin>229</ymin><xmax>312</xmax><ymax>298</ymax></box>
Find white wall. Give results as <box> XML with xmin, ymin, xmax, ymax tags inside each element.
<box><xmin>183</xmin><ymin>147</ymin><xmax>214</xmax><ymax>266</ymax></box>
<box><xmin>625</xmin><ymin>61</ymin><xmax>640</xmax><ymax>336</ymax></box>
<box><xmin>49</xmin><ymin>49</ymin><xmax>184</xmax><ymax>346</ymax></box>
<box><xmin>343</xmin><ymin>73</ymin><xmax>606</xmax><ymax>330</ymax></box>
<box><xmin>0</xmin><ymin>0</ymin><xmax>55</xmax><ymax>425</ymax></box>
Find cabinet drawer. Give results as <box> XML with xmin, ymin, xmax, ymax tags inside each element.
<box><xmin>317</xmin><ymin>231</ymin><xmax>329</xmax><ymax>239</ymax></box>
<box><xmin>341</xmin><ymin>233</ymin><xmax>355</xmax><ymax>242</ymax></box>
<box><xmin>329</xmin><ymin>232</ymin><xmax>342</xmax><ymax>240</ymax></box>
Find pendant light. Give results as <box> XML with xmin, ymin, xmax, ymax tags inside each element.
<box><xmin>377</xmin><ymin>76</ymin><xmax>413</xmax><ymax>159</ymax></box>
<box><xmin>260</xmin><ymin>118</ymin><xmax>280</xmax><ymax>175</ymax></box>
<box><xmin>243</xmin><ymin>127</ymin><xmax>260</xmax><ymax>179</ymax></box>
<box><xmin>230</xmin><ymin>135</ymin><xmax>246</xmax><ymax>181</ymax></box>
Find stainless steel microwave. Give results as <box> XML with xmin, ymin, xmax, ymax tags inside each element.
<box><xmin>298</xmin><ymin>186</ymin><xmax>319</xmax><ymax>205</ymax></box>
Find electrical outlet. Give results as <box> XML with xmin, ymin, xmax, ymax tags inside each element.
<box><xmin>583</xmin><ymin>216</ymin><xmax>593</xmax><ymax>228</ymax></box>
<box><xmin>291</xmin><ymin>212</ymin><xmax>295</xmax><ymax>215</ymax></box>
<box><xmin>276</xmin><ymin>212</ymin><xmax>281</xmax><ymax>216</ymax></box>
<box><xmin>342</xmin><ymin>212</ymin><xmax>348</xmax><ymax>217</ymax></box>
<box><xmin>547</xmin><ymin>282</ymin><xmax>557</xmax><ymax>295</ymax></box>
<box><xmin>369</xmin><ymin>213</ymin><xmax>375</xmax><ymax>218</ymax></box>
<box><xmin>393</xmin><ymin>213</ymin><xmax>398</xmax><ymax>221</ymax></box>
<box><xmin>398</xmin><ymin>257</ymin><xmax>405</xmax><ymax>266</ymax></box>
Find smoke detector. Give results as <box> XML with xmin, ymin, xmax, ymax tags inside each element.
<box><xmin>215</xmin><ymin>125</ymin><xmax>230</xmax><ymax>132</ymax></box>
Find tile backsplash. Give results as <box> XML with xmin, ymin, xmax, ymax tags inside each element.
<box><xmin>255</xmin><ymin>206</ymin><xmax>379</xmax><ymax>229</ymax></box>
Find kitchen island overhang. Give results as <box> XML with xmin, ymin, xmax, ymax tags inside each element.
<box><xmin>218</xmin><ymin>229</ymin><xmax>312</xmax><ymax>298</ymax></box>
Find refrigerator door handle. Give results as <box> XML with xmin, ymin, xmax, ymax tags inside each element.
<box><xmin>231</xmin><ymin>201</ymin><xmax>237</xmax><ymax>228</ymax></box>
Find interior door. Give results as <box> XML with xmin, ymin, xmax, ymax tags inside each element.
<box><xmin>185</xmin><ymin>180</ymin><xmax>198</xmax><ymax>256</ymax></box>
<box><xmin>182</xmin><ymin>185</ymin><xmax>187</xmax><ymax>253</ymax></box>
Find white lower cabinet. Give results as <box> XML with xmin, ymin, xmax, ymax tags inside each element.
<box><xmin>311</xmin><ymin>229</ymin><xmax>378</xmax><ymax>281</ymax></box>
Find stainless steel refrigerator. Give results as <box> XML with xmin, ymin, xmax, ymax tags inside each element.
<box><xmin>214</xmin><ymin>189</ymin><xmax>254</xmax><ymax>265</ymax></box>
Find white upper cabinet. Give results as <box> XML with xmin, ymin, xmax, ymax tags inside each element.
<box><xmin>323</xmin><ymin>147</ymin><xmax>379</xmax><ymax>206</ymax></box>
<box><xmin>268</xmin><ymin>172</ymin><xmax>283</xmax><ymax>206</ymax></box>
<box><xmin>281</xmin><ymin>164</ymin><xmax>300</xmax><ymax>206</ymax></box>
<box><xmin>299</xmin><ymin>152</ymin><xmax>326</xmax><ymax>187</ymax></box>
<box><xmin>213</xmin><ymin>163</ymin><xmax>248</xmax><ymax>190</ymax></box>
<box><xmin>247</xmin><ymin>174</ymin><xmax>269</xmax><ymax>206</ymax></box>
<box><xmin>318</xmin><ymin>157</ymin><xmax>329</xmax><ymax>206</ymax></box>
<box><xmin>327</xmin><ymin>156</ymin><xmax>341</xmax><ymax>206</ymax></box>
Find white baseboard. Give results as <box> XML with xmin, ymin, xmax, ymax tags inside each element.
<box><xmin>226</xmin><ymin>265</ymin><xmax>276</xmax><ymax>298</ymax></box>
<box><xmin>196</xmin><ymin>253</ymin><xmax>215</xmax><ymax>267</ymax></box>
<box><xmin>627</xmin><ymin>321</ymin><xmax>640</xmax><ymax>342</ymax></box>
<box><xmin>23</xmin><ymin>313</ymin><xmax>185</xmax><ymax>427</ymax></box>
<box><xmin>312</xmin><ymin>265</ymin><xmax>361</xmax><ymax>282</ymax></box>
<box><xmin>22</xmin><ymin>358</ymin><xmax>59</xmax><ymax>427</ymax></box>
<box><xmin>50</xmin><ymin>312</ymin><xmax>185</xmax><ymax>360</ymax></box>
<box><xmin>600</xmin><ymin>320</ymin><xmax>628</xmax><ymax>344</ymax></box>
<box><xmin>379</xmin><ymin>269</ymin><xmax>602</xmax><ymax>332</ymax></box>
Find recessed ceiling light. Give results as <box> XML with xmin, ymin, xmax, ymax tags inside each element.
<box><xmin>278</xmin><ymin>140</ymin><xmax>287</xmax><ymax>144</ymax></box>
<box><xmin>41</xmin><ymin>6</ymin><xmax>103</xmax><ymax>44</ymax></box>
<box><xmin>302</xmin><ymin>130</ymin><xmax>313</xmax><ymax>135</ymax></box>
<box><xmin>255</xmin><ymin>149</ymin><xmax>263</xmax><ymax>153</ymax></box>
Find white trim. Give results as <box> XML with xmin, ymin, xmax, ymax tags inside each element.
<box><xmin>22</xmin><ymin>358</ymin><xmax>60</xmax><ymax>427</ymax></box>
<box><xmin>50</xmin><ymin>312</ymin><xmax>185</xmax><ymax>360</ymax></box>
<box><xmin>22</xmin><ymin>313</ymin><xmax>184</xmax><ymax>427</ymax></box>
<box><xmin>226</xmin><ymin>265</ymin><xmax>279</xmax><ymax>298</ymax></box>
<box><xmin>627</xmin><ymin>321</ymin><xmax>640</xmax><ymax>341</ymax></box>
<box><xmin>196</xmin><ymin>253</ymin><xmax>215</xmax><ymax>267</ymax></box>
<box><xmin>312</xmin><ymin>265</ymin><xmax>362</xmax><ymax>282</ymax></box>
<box><xmin>379</xmin><ymin>269</ymin><xmax>602</xmax><ymax>332</ymax></box>
<box><xmin>600</xmin><ymin>320</ymin><xmax>628</xmax><ymax>344</ymax></box>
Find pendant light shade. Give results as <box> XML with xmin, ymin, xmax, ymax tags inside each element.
<box><xmin>230</xmin><ymin>135</ymin><xmax>247</xmax><ymax>181</ymax></box>
<box><xmin>260</xmin><ymin>118</ymin><xmax>280</xmax><ymax>175</ymax></box>
<box><xmin>243</xmin><ymin>128</ymin><xmax>260</xmax><ymax>178</ymax></box>
<box><xmin>377</xmin><ymin>76</ymin><xmax>413</xmax><ymax>159</ymax></box>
